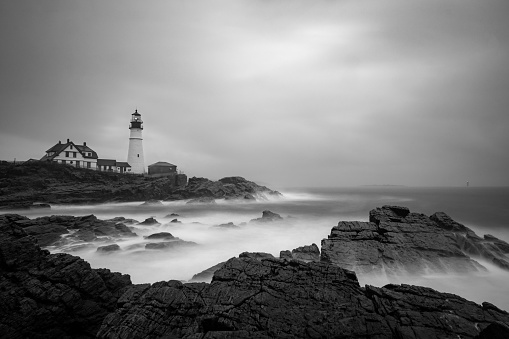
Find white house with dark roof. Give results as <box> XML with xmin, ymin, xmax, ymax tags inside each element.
<box><xmin>41</xmin><ymin>139</ymin><xmax>99</xmax><ymax>169</ymax></box>
<box><xmin>41</xmin><ymin>139</ymin><xmax>132</xmax><ymax>173</ymax></box>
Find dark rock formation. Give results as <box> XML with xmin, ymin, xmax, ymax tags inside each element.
<box><xmin>145</xmin><ymin>240</ymin><xmax>197</xmax><ymax>250</ymax></box>
<box><xmin>280</xmin><ymin>243</ymin><xmax>320</xmax><ymax>262</ymax></box>
<box><xmin>0</xmin><ymin>160</ymin><xmax>187</xmax><ymax>207</ymax></box>
<box><xmin>164</xmin><ymin>213</ymin><xmax>180</xmax><ymax>218</ymax></box>
<box><xmin>190</xmin><ymin>261</ymin><xmax>227</xmax><ymax>282</ymax></box>
<box><xmin>0</xmin><ymin>214</ymin><xmax>132</xmax><ymax>338</ymax></box>
<box><xmin>431</xmin><ymin>211</ymin><xmax>509</xmax><ymax>270</ymax></box>
<box><xmin>250</xmin><ymin>210</ymin><xmax>283</xmax><ymax>223</ymax></box>
<box><xmin>144</xmin><ymin>232</ymin><xmax>175</xmax><ymax>240</ymax></box>
<box><xmin>97</xmin><ymin>255</ymin><xmax>509</xmax><ymax>339</ymax></box>
<box><xmin>138</xmin><ymin>217</ymin><xmax>160</xmax><ymax>225</ymax></box>
<box><xmin>97</xmin><ymin>244</ymin><xmax>121</xmax><ymax>252</ymax></box>
<box><xmin>170</xmin><ymin>218</ymin><xmax>181</xmax><ymax>223</ymax></box>
<box><xmin>212</xmin><ymin>222</ymin><xmax>239</xmax><ymax>229</ymax></box>
<box><xmin>0</xmin><ymin>162</ymin><xmax>281</xmax><ymax>207</ymax></box>
<box><xmin>321</xmin><ymin>205</ymin><xmax>508</xmax><ymax>275</ymax></box>
<box><xmin>8</xmin><ymin>214</ymin><xmax>137</xmax><ymax>248</ymax></box>
<box><xmin>167</xmin><ymin>176</ymin><xmax>282</xmax><ymax>201</ymax></box>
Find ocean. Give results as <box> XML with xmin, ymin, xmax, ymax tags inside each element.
<box><xmin>13</xmin><ymin>186</ymin><xmax>509</xmax><ymax>310</ymax></box>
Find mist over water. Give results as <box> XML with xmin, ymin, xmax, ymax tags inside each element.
<box><xmin>15</xmin><ymin>186</ymin><xmax>509</xmax><ymax>310</ymax></box>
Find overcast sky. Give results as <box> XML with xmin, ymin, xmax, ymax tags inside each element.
<box><xmin>1</xmin><ymin>0</ymin><xmax>508</xmax><ymax>187</ymax></box>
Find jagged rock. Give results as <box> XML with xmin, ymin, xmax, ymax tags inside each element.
<box><xmin>321</xmin><ymin>205</ymin><xmax>508</xmax><ymax>276</ymax></box>
<box><xmin>238</xmin><ymin>251</ymin><xmax>274</xmax><ymax>260</ymax></box>
<box><xmin>4</xmin><ymin>214</ymin><xmax>137</xmax><ymax>248</ymax></box>
<box><xmin>0</xmin><ymin>214</ymin><xmax>132</xmax><ymax>338</ymax></box>
<box><xmin>170</xmin><ymin>218</ymin><xmax>181</xmax><ymax>223</ymax></box>
<box><xmin>0</xmin><ymin>161</ymin><xmax>187</xmax><ymax>206</ymax></box>
<box><xmin>144</xmin><ymin>232</ymin><xmax>175</xmax><ymax>240</ymax></box>
<box><xmin>477</xmin><ymin>321</ymin><xmax>509</xmax><ymax>339</ymax></box>
<box><xmin>164</xmin><ymin>213</ymin><xmax>180</xmax><ymax>218</ymax></box>
<box><xmin>167</xmin><ymin>176</ymin><xmax>282</xmax><ymax>201</ymax></box>
<box><xmin>97</xmin><ymin>244</ymin><xmax>121</xmax><ymax>252</ymax></box>
<box><xmin>190</xmin><ymin>261</ymin><xmax>227</xmax><ymax>282</ymax></box>
<box><xmin>279</xmin><ymin>249</ymin><xmax>292</xmax><ymax>260</ymax></box>
<box><xmin>145</xmin><ymin>240</ymin><xmax>197</xmax><ymax>250</ymax></box>
<box><xmin>107</xmin><ymin>216</ymin><xmax>139</xmax><ymax>224</ymax></box>
<box><xmin>280</xmin><ymin>243</ymin><xmax>320</xmax><ymax>262</ymax></box>
<box><xmin>250</xmin><ymin>210</ymin><xmax>283</xmax><ymax>223</ymax></box>
<box><xmin>212</xmin><ymin>222</ymin><xmax>239</xmax><ymax>229</ymax></box>
<box><xmin>138</xmin><ymin>217</ymin><xmax>159</xmax><ymax>225</ymax></box>
<box><xmin>97</xmin><ymin>255</ymin><xmax>509</xmax><ymax>339</ymax></box>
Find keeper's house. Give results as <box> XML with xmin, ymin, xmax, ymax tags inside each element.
<box><xmin>41</xmin><ymin>139</ymin><xmax>132</xmax><ymax>173</ymax></box>
<box><xmin>41</xmin><ymin>139</ymin><xmax>98</xmax><ymax>169</ymax></box>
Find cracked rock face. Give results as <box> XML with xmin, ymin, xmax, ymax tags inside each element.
<box><xmin>97</xmin><ymin>255</ymin><xmax>509</xmax><ymax>339</ymax></box>
<box><xmin>321</xmin><ymin>205</ymin><xmax>509</xmax><ymax>275</ymax></box>
<box><xmin>0</xmin><ymin>214</ymin><xmax>132</xmax><ymax>338</ymax></box>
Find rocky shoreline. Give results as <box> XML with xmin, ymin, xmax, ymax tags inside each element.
<box><xmin>2</xmin><ymin>206</ymin><xmax>509</xmax><ymax>337</ymax></box>
<box><xmin>0</xmin><ymin>161</ymin><xmax>281</xmax><ymax>209</ymax></box>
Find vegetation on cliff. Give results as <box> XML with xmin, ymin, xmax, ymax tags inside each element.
<box><xmin>0</xmin><ymin>161</ymin><xmax>280</xmax><ymax>208</ymax></box>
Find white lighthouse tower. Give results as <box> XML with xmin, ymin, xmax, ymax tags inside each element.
<box><xmin>127</xmin><ymin>109</ymin><xmax>145</xmax><ymax>174</ymax></box>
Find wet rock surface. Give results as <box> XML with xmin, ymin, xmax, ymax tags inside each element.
<box><xmin>167</xmin><ymin>176</ymin><xmax>282</xmax><ymax>201</ymax></box>
<box><xmin>11</xmin><ymin>214</ymin><xmax>137</xmax><ymax>248</ymax></box>
<box><xmin>3</xmin><ymin>205</ymin><xmax>509</xmax><ymax>338</ymax></box>
<box><xmin>97</xmin><ymin>255</ymin><xmax>509</xmax><ymax>339</ymax></box>
<box><xmin>280</xmin><ymin>243</ymin><xmax>320</xmax><ymax>262</ymax></box>
<box><xmin>0</xmin><ymin>214</ymin><xmax>132</xmax><ymax>338</ymax></box>
<box><xmin>320</xmin><ymin>205</ymin><xmax>509</xmax><ymax>275</ymax></box>
<box><xmin>250</xmin><ymin>210</ymin><xmax>283</xmax><ymax>223</ymax></box>
<box><xmin>0</xmin><ymin>161</ymin><xmax>279</xmax><ymax>208</ymax></box>
<box><xmin>0</xmin><ymin>161</ymin><xmax>187</xmax><ymax>207</ymax></box>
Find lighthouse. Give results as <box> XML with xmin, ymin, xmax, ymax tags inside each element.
<box><xmin>127</xmin><ymin>109</ymin><xmax>145</xmax><ymax>174</ymax></box>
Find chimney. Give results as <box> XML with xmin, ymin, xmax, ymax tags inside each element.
<box><xmin>58</xmin><ymin>140</ymin><xmax>61</xmax><ymax>144</ymax></box>
<box><xmin>67</xmin><ymin>138</ymin><xmax>70</xmax><ymax>143</ymax></box>
<box><xmin>83</xmin><ymin>142</ymin><xmax>87</xmax><ymax>146</ymax></box>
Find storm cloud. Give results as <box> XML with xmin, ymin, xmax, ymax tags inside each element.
<box><xmin>1</xmin><ymin>0</ymin><xmax>508</xmax><ymax>187</ymax></box>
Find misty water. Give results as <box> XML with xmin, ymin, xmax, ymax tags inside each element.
<box><xmin>16</xmin><ymin>186</ymin><xmax>509</xmax><ymax>310</ymax></box>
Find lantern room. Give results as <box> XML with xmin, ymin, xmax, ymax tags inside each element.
<box><xmin>129</xmin><ymin>109</ymin><xmax>143</xmax><ymax>130</ymax></box>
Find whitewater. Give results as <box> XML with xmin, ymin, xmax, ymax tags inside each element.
<box><xmin>15</xmin><ymin>186</ymin><xmax>509</xmax><ymax>310</ymax></box>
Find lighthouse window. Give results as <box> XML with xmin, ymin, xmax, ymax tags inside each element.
<box><xmin>137</xmin><ymin>154</ymin><xmax>139</xmax><ymax>157</ymax></box>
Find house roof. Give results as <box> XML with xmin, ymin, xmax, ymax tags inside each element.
<box><xmin>44</xmin><ymin>141</ymin><xmax>98</xmax><ymax>160</ymax></box>
<box><xmin>148</xmin><ymin>161</ymin><xmax>176</xmax><ymax>167</ymax></box>
<box><xmin>75</xmin><ymin>145</ymin><xmax>98</xmax><ymax>159</ymax></box>
<box><xmin>116</xmin><ymin>162</ymin><xmax>131</xmax><ymax>167</ymax></box>
<box><xmin>97</xmin><ymin>159</ymin><xmax>117</xmax><ymax>166</ymax></box>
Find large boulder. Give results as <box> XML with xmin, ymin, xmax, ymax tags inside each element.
<box><xmin>97</xmin><ymin>254</ymin><xmax>509</xmax><ymax>338</ymax></box>
<box><xmin>0</xmin><ymin>214</ymin><xmax>132</xmax><ymax>338</ymax></box>
<box><xmin>250</xmin><ymin>210</ymin><xmax>283</xmax><ymax>223</ymax></box>
<box><xmin>280</xmin><ymin>243</ymin><xmax>320</xmax><ymax>262</ymax></box>
<box><xmin>321</xmin><ymin>205</ymin><xmax>509</xmax><ymax>276</ymax></box>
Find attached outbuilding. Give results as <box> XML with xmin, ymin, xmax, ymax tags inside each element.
<box><xmin>148</xmin><ymin>161</ymin><xmax>177</xmax><ymax>176</ymax></box>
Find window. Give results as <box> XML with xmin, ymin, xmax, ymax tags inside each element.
<box><xmin>62</xmin><ymin>160</ymin><xmax>66</xmax><ymax>164</ymax></box>
<box><xmin>65</xmin><ymin>151</ymin><xmax>69</xmax><ymax>157</ymax></box>
<box><xmin>73</xmin><ymin>152</ymin><xmax>77</xmax><ymax>158</ymax></box>
<box><xmin>76</xmin><ymin>161</ymin><xmax>80</xmax><ymax>168</ymax></box>
<box><xmin>137</xmin><ymin>154</ymin><xmax>139</xmax><ymax>157</ymax></box>
<box><xmin>87</xmin><ymin>162</ymin><xmax>91</xmax><ymax>168</ymax></box>
<box><xmin>70</xmin><ymin>145</ymin><xmax>73</xmax><ymax>149</ymax></box>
